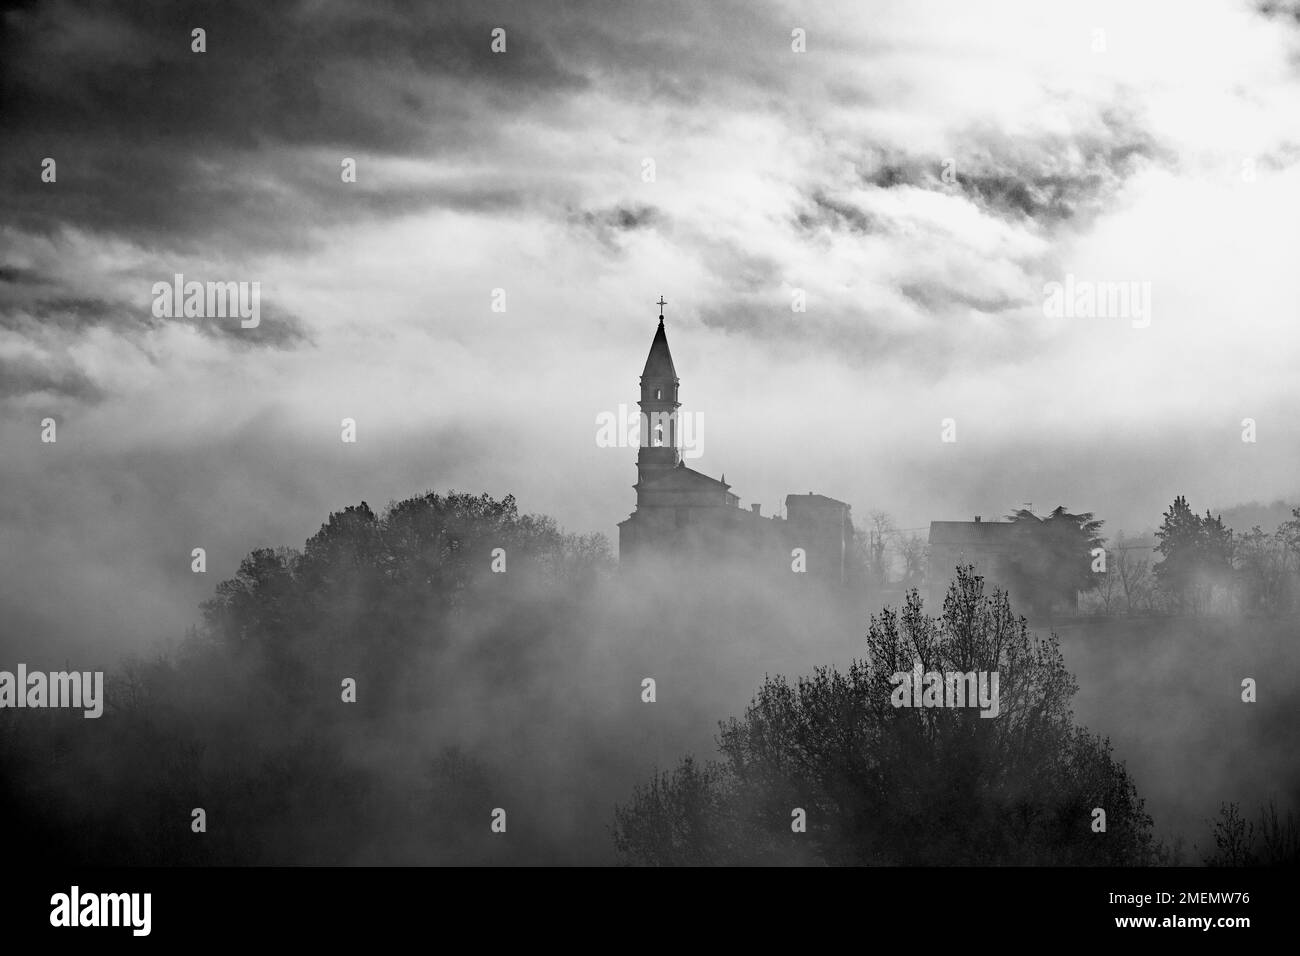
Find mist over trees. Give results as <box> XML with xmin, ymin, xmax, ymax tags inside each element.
<box><xmin>1203</xmin><ymin>801</ymin><xmax>1300</xmax><ymax>867</ymax></box>
<box><xmin>1004</xmin><ymin>507</ymin><xmax>1105</xmax><ymax>617</ymax></box>
<box><xmin>613</xmin><ymin>567</ymin><xmax>1158</xmax><ymax>865</ymax></box>
<box><xmin>1154</xmin><ymin>495</ymin><xmax>1235</xmax><ymax>614</ymax></box>
<box><xmin>200</xmin><ymin>491</ymin><xmax>612</xmax><ymax>712</ymax></box>
<box><xmin>1</xmin><ymin>491</ymin><xmax>622</xmax><ymax>864</ymax></box>
<box><xmin>911</xmin><ymin>495</ymin><xmax>1300</xmax><ymax>620</ymax></box>
<box><xmin>853</xmin><ymin>511</ymin><xmax>927</xmax><ymax>601</ymax></box>
<box><xmin>1112</xmin><ymin>533</ymin><xmax>1156</xmax><ymax>614</ymax></box>
<box><xmin>0</xmin><ymin>490</ymin><xmax>1294</xmax><ymax>865</ymax></box>
<box><xmin>1142</xmin><ymin>496</ymin><xmax>1300</xmax><ymax>616</ymax></box>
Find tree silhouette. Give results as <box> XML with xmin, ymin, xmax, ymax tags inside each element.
<box><xmin>199</xmin><ymin>491</ymin><xmax>614</xmax><ymax>708</ymax></box>
<box><xmin>1154</xmin><ymin>495</ymin><xmax>1233</xmax><ymax>613</ymax></box>
<box><xmin>613</xmin><ymin>566</ymin><xmax>1157</xmax><ymax>865</ymax></box>
<box><xmin>1003</xmin><ymin>505</ymin><xmax>1105</xmax><ymax>617</ymax></box>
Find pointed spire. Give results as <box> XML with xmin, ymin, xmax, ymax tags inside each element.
<box><xmin>641</xmin><ymin>299</ymin><xmax>677</xmax><ymax>380</ymax></box>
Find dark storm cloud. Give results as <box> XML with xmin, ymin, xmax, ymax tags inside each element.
<box><xmin>0</xmin><ymin>353</ymin><xmax>105</xmax><ymax>400</ymax></box>
<box><xmin>2</xmin><ymin>0</ymin><xmax>1169</xmax><ymax>271</ymax></box>
<box><xmin>970</xmin><ymin>118</ymin><xmax>1169</xmax><ymax>224</ymax></box>
<box><xmin>841</xmin><ymin>118</ymin><xmax>1168</xmax><ymax>229</ymax></box>
<box><xmin>0</xmin><ymin>279</ymin><xmax>311</xmax><ymax>404</ymax></box>
<box><xmin>1</xmin><ymin>1</ymin><xmax>587</xmax><ymax>148</ymax></box>
<box><xmin>0</xmin><ymin>288</ymin><xmax>118</xmax><ymax>334</ymax></box>
<box><xmin>4</xmin><ymin>148</ymin><xmax>537</xmax><ymax>258</ymax></box>
<box><xmin>2</xmin><ymin>147</ymin><xmax>320</xmax><ymax>256</ymax></box>
<box><xmin>600</xmin><ymin>205</ymin><xmax>659</xmax><ymax>231</ymax></box>
<box><xmin>0</xmin><ymin>284</ymin><xmax>309</xmax><ymax>345</ymax></box>
<box><xmin>862</xmin><ymin>164</ymin><xmax>914</xmax><ymax>190</ymax></box>
<box><xmin>37</xmin><ymin>294</ymin><xmax>126</xmax><ymax>330</ymax></box>
<box><xmin>771</xmin><ymin>118</ymin><xmax>1168</xmax><ymax>364</ymax></box>
<box><xmin>952</xmin><ymin>151</ymin><xmax>1148</xmax><ymax>226</ymax></box>
<box><xmin>214</xmin><ymin>302</ymin><xmax>312</xmax><ymax>350</ymax></box>
<box><xmin>0</xmin><ymin>0</ymin><xmax>592</xmax><ymax>251</ymax></box>
<box><xmin>1257</xmin><ymin>0</ymin><xmax>1300</xmax><ymax>26</ymax></box>
<box><xmin>898</xmin><ymin>282</ymin><xmax>1029</xmax><ymax>315</ymax></box>
<box><xmin>797</xmin><ymin>192</ymin><xmax>885</xmax><ymax>235</ymax></box>
<box><xmin>0</xmin><ymin>0</ymin><xmax>1276</xmax><ymax>402</ymax></box>
<box><xmin>0</xmin><ymin>264</ymin><xmax>47</xmax><ymax>285</ymax></box>
<box><xmin>0</xmin><ymin>0</ymin><xmax>814</xmax><ymax>252</ymax></box>
<box><xmin>568</xmin><ymin>203</ymin><xmax>661</xmax><ymax>250</ymax></box>
<box><xmin>957</xmin><ymin>172</ymin><xmax>1071</xmax><ymax>222</ymax></box>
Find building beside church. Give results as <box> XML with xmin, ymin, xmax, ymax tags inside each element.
<box><xmin>617</xmin><ymin>305</ymin><xmax>854</xmax><ymax>584</ymax></box>
<box><xmin>927</xmin><ymin>516</ymin><xmax>1092</xmax><ymax>614</ymax></box>
<box><xmin>927</xmin><ymin>516</ymin><xmax>1025</xmax><ymax>603</ymax></box>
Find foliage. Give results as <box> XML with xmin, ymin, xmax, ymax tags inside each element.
<box><xmin>1154</xmin><ymin>496</ymin><xmax>1233</xmax><ymax>614</ymax></box>
<box><xmin>200</xmin><ymin>491</ymin><xmax>613</xmax><ymax>706</ymax></box>
<box><xmin>1202</xmin><ymin>801</ymin><xmax>1300</xmax><ymax>866</ymax></box>
<box><xmin>613</xmin><ymin>566</ymin><xmax>1158</xmax><ymax>865</ymax></box>
<box><xmin>1002</xmin><ymin>506</ymin><xmax>1105</xmax><ymax>616</ymax></box>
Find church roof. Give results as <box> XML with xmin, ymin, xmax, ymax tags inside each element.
<box><xmin>637</xmin><ymin>462</ymin><xmax>731</xmax><ymax>491</ymax></box>
<box><xmin>640</xmin><ymin>316</ymin><xmax>678</xmax><ymax>381</ymax></box>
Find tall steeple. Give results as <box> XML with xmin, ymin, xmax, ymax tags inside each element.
<box><xmin>637</xmin><ymin>297</ymin><xmax>680</xmax><ymax>485</ymax></box>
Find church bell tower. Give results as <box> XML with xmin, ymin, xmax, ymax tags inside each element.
<box><xmin>637</xmin><ymin>296</ymin><xmax>680</xmax><ymax>487</ymax></box>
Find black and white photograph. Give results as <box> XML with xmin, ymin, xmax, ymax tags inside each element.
<box><xmin>0</xmin><ymin>0</ymin><xmax>1295</xmax><ymax>937</ymax></box>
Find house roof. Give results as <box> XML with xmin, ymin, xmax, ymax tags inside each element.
<box><xmin>787</xmin><ymin>492</ymin><xmax>850</xmax><ymax>508</ymax></box>
<box><xmin>928</xmin><ymin>520</ymin><xmax>1020</xmax><ymax>545</ymax></box>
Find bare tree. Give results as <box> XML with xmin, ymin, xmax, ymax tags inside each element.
<box><xmin>1114</xmin><ymin>533</ymin><xmax>1154</xmax><ymax>614</ymax></box>
<box><xmin>866</xmin><ymin>510</ymin><xmax>895</xmax><ymax>586</ymax></box>
<box><xmin>898</xmin><ymin>533</ymin><xmax>927</xmax><ymax>590</ymax></box>
<box><xmin>1232</xmin><ymin>526</ymin><xmax>1289</xmax><ymax>615</ymax></box>
<box><xmin>1094</xmin><ymin>562</ymin><xmax>1120</xmax><ymax>615</ymax></box>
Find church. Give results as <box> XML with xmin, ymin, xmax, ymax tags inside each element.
<box><xmin>617</xmin><ymin>302</ymin><xmax>855</xmax><ymax>584</ymax></box>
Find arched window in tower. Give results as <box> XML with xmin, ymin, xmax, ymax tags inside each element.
<box><xmin>656</xmin><ymin>388</ymin><xmax>662</xmax><ymax>400</ymax></box>
<box><xmin>654</xmin><ymin>419</ymin><xmax>664</xmax><ymax>446</ymax></box>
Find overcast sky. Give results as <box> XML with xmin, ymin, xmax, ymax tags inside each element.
<box><xmin>3</xmin><ymin>0</ymin><xmax>1300</xmax><ymax>662</ymax></box>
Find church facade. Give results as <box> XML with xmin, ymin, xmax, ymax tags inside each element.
<box><xmin>617</xmin><ymin>306</ymin><xmax>855</xmax><ymax>584</ymax></box>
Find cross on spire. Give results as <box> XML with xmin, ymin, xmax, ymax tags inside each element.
<box><xmin>656</xmin><ymin>295</ymin><xmax>667</xmax><ymax>318</ymax></box>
